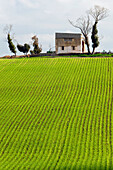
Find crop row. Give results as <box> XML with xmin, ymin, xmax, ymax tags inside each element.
<box><xmin>0</xmin><ymin>58</ymin><xmax>113</xmax><ymax>169</ymax></box>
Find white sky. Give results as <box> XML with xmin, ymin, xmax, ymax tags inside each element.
<box><xmin>0</xmin><ymin>0</ymin><xmax>112</xmax><ymax>56</ymax></box>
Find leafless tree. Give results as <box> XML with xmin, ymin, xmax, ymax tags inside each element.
<box><xmin>69</xmin><ymin>15</ymin><xmax>92</xmax><ymax>54</ymax></box>
<box><xmin>3</xmin><ymin>24</ymin><xmax>13</xmax><ymax>34</ymax></box>
<box><xmin>3</xmin><ymin>24</ymin><xmax>17</xmax><ymax>43</ymax></box>
<box><xmin>88</xmin><ymin>5</ymin><xmax>109</xmax><ymax>23</ymax></box>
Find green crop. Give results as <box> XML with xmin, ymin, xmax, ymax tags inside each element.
<box><xmin>0</xmin><ymin>57</ymin><xmax>113</xmax><ymax>169</ymax></box>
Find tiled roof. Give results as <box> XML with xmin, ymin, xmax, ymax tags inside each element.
<box><xmin>55</xmin><ymin>33</ymin><xmax>81</xmax><ymax>39</ymax></box>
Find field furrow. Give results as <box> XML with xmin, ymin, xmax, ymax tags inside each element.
<box><xmin>0</xmin><ymin>58</ymin><xmax>113</xmax><ymax>169</ymax></box>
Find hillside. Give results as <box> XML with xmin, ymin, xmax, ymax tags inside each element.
<box><xmin>0</xmin><ymin>58</ymin><xmax>113</xmax><ymax>169</ymax></box>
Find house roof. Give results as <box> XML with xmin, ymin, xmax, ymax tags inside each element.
<box><xmin>55</xmin><ymin>33</ymin><xmax>81</xmax><ymax>39</ymax></box>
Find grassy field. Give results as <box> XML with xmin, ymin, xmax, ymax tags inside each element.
<box><xmin>0</xmin><ymin>57</ymin><xmax>113</xmax><ymax>169</ymax></box>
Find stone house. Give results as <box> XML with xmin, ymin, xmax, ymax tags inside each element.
<box><xmin>55</xmin><ymin>33</ymin><xmax>85</xmax><ymax>54</ymax></box>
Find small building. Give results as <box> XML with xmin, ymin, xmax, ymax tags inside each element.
<box><xmin>55</xmin><ymin>33</ymin><xmax>85</xmax><ymax>54</ymax></box>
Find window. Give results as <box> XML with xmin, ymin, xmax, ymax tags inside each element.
<box><xmin>62</xmin><ymin>46</ymin><xmax>64</xmax><ymax>50</ymax></box>
<box><xmin>72</xmin><ymin>46</ymin><xmax>75</xmax><ymax>50</ymax></box>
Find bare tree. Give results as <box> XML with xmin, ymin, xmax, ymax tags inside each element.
<box><xmin>89</xmin><ymin>5</ymin><xmax>109</xmax><ymax>53</ymax></box>
<box><xmin>89</xmin><ymin>5</ymin><xmax>109</xmax><ymax>22</ymax></box>
<box><xmin>69</xmin><ymin>15</ymin><xmax>92</xmax><ymax>54</ymax></box>
<box><xmin>3</xmin><ymin>24</ymin><xmax>13</xmax><ymax>34</ymax></box>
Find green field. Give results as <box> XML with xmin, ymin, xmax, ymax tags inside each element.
<box><xmin>0</xmin><ymin>57</ymin><xmax>113</xmax><ymax>169</ymax></box>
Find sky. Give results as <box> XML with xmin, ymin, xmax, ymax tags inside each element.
<box><xmin>0</xmin><ymin>0</ymin><xmax>113</xmax><ymax>56</ymax></box>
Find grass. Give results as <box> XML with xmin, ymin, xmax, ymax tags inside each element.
<box><xmin>32</xmin><ymin>53</ymin><xmax>113</xmax><ymax>58</ymax></box>
<box><xmin>0</xmin><ymin>57</ymin><xmax>113</xmax><ymax>169</ymax></box>
<box><xmin>1</xmin><ymin>53</ymin><xmax>113</xmax><ymax>59</ymax></box>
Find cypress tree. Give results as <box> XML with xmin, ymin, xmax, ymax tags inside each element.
<box><xmin>7</xmin><ymin>33</ymin><xmax>16</xmax><ymax>55</ymax></box>
<box><xmin>91</xmin><ymin>22</ymin><xmax>99</xmax><ymax>54</ymax></box>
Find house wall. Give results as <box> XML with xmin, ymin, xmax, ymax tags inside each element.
<box><xmin>56</xmin><ymin>34</ymin><xmax>83</xmax><ymax>54</ymax></box>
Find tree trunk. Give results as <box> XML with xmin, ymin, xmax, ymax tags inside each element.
<box><xmin>85</xmin><ymin>36</ymin><xmax>91</xmax><ymax>54</ymax></box>
<box><xmin>92</xmin><ymin>47</ymin><xmax>95</xmax><ymax>54</ymax></box>
<box><xmin>87</xmin><ymin>44</ymin><xmax>91</xmax><ymax>54</ymax></box>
